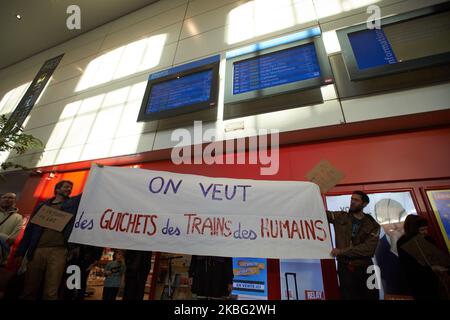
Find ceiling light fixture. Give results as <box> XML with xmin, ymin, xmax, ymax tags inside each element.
<box><xmin>16</xmin><ymin>13</ymin><xmax>22</xmax><ymax>20</ymax></box>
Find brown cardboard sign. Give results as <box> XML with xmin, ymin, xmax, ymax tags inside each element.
<box><xmin>400</xmin><ymin>235</ymin><xmax>450</xmax><ymax>267</ymax></box>
<box><xmin>306</xmin><ymin>160</ymin><xmax>345</xmax><ymax>194</ymax></box>
<box><xmin>30</xmin><ymin>205</ymin><xmax>73</xmax><ymax>232</ymax></box>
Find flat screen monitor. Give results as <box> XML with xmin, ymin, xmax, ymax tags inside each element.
<box><xmin>337</xmin><ymin>3</ymin><xmax>450</xmax><ymax>80</ymax></box>
<box><xmin>137</xmin><ymin>55</ymin><xmax>220</xmax><ymax>121</ymax></box>
<box><xmin>224</xmin><ymin>35</ymin><xmax>332</xmax><ymax>104</ymax></box>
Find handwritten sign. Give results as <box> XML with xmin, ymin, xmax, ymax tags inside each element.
<box><xmin>69</xmin><ymin>166</ymin><xmax>332</xmax><ymax>259</ymax></box>
<box><xmin>305</xmin><ymin>160</ymin><xmax>344</xmax><ymax>194</ymax></box>
<box><xmin>400</xmin><ymin>235</ymin><xmax>450</xmax><ymax>267</ymax></box>
<box><xmin>31</xmin><ymin>205</ymin><xmax>73</xmax><ymax>232</ymax></box>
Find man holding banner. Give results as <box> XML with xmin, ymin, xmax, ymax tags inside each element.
<box><xmin>15</xmin><ymin>180</ymin><xmax>77</xmax><ymax>300</ymax></box>
<box><xmin>326</xmin><ymin>191</ymin><xmax>381</xmax><ymax>300</ymax></box>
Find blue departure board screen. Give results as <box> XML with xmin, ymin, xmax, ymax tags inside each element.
<box><xmin>146</xmin><ymin>69</ymin><xmax>213</xmax><ymax>114</ymax></box>
<box><xmin>348</xmin><ymin>29</ymin><xmax>398</xmax><ymax>70</ymax></box>
<box><xmin>348</xmin><ymin>8</ymin><xmax>450</xmax><ymax>71</ymax></box>
<box><xmin>232</xmin><ymin>43</ymin><xmax>321</xmax><ymax>95</ymax></box>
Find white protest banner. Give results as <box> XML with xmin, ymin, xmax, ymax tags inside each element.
<box><xmin>69</xmin><ymin>166</ymin><xmax>332</xmax><ymax>259</ymax></box>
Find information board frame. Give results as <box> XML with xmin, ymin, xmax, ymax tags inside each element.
<box><xmin>224</xmin><ymin>36</ymin><xmax>332</xmax><ymax>105</ymax></box>
<box><xmin>336</xmin><ymin>2</ymin><xmax>450</xmax><ymax>81</ymax></box>
<box><xmin>137</xmin><ymin>59</ymin><xmax>220</xmax><ymax>122</ymax></box>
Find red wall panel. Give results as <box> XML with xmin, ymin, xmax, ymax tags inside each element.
<box><xmin>13</xmin><ymin>126</ymin><xmax>450</xmax><ymax>299</ymax></box>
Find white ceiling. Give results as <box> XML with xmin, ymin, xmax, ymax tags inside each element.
<box><xmin>0</xmin><ymin>0</ymin><xmax>160</xmax><ymax>70</ymax></box>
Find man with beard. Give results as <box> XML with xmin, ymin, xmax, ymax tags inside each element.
<box><xmin>326</xmin><ymin>191</ymin><xmax>381</xmax><ymax>300</ymax></box>
<box><xmin>15</xmin><ymin>180</ymin><xmax>76</xmax><ymax>300</ymax></box>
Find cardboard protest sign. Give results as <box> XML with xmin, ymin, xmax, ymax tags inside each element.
<box><xmin>31</xmin><ymin>205</ymin><xmax>73</xmax><ymax>232</ymax></box>
<box><xmin>400</xmin><ymin>235</ymin><xmax>450</xmax><ymax>267</ymax></box>
<box><xmin>306</xmin><ymin>160</ymin><xmax>345</xmax><ymax>194</ymax></box>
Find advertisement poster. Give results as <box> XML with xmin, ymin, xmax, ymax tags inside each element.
<box><xmin>4</xmin><ymin>54</ymin><xmax>64</xmax><ymax>132</ymax></box>
<box><xmin>232</xmin><ymin>258</ymin><xmax>267</xmax><ymax>299</ymax></box>
<box><xmin>279</xmin><ymin>259</ymin><xmax>324</xmax><ymax>300</ymax></box>
<box><xmin>427</xmin><ymin>189</ymin><xmax>450</xmax><ymax>251</ymax></box>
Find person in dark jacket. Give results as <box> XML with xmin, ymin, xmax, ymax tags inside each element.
<box><xmin>14</xmin><ymin>180</ymin><xmax>76</xmax><ymax>300</ymax></box>
<box><xmin>188</xmin><ymin>255</ymin><xmax>233</xmax><ymax>299</ymax></box>
<box><xmin>326</xmin><ymin>191</ymin><xmax>381</xmax><ymax>300</ymax></box>
<box><xmin>122</xmin><ymin>250</ymin><xmax>152</xmax><ymax>300</ymax></box>
<box><xmin>62</xmin><ymin>193</ymin><xmax>104</xmax><ymax>300</ymax></box>
<box><xmin>397</xmin><ymin>215</ymin><xmax>448</xmax><ymax>300</ymax></box>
